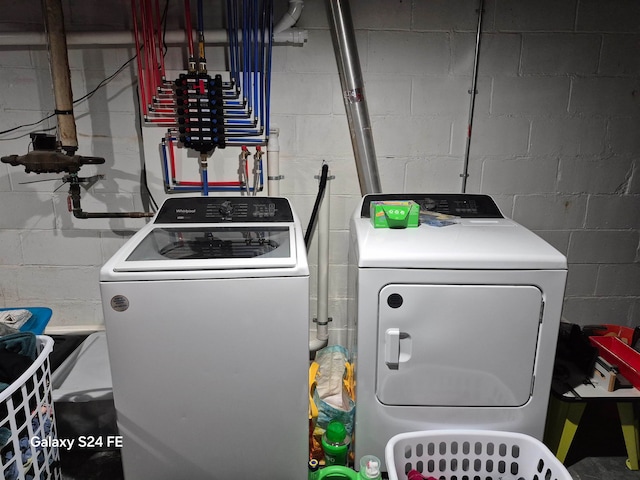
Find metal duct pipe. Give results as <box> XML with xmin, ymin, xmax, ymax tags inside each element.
<box><xmin>42</xmin><ymin>0</ymin><xmax>78</xmax><ymax>155</ymax></box>
<box><xmin>327</xmin><ymin>0</ymin><xmax>381</xmax><ymax>195</ymax></box>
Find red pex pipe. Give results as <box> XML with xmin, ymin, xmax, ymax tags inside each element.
<box><xmin>155</xmin><ymin>0</ymin><xmax>166</xmax><ymax>80</ymax></box>
<box><xmin>184</xmin><ymin>0</ymin><xmax>195</xmax><ymax>59</ymax></box>
<box><xmin>147</xmin><ymin>118</ymin><xmax>177</xmax><ymax>123</ymax></box>
<box><xmin>144</xmin><ymin>0</ymin><xmax>160</xmax><ymax>94</ymax></box>
<box><xmin>177</xmin><ymin>181</ymin><xmax>243</xmax><ymax>187</ymax></box>
<box><xmin>131</xmin><ymin>0</ymin><xmax>148</xmax><ymax>116</ymax></box>
<box><xmin>140</xmin><ymin>0</ymin><xmax>155</xmax><ymax>107</ymax></box>
<box><xmin>168</xmin><ymin>136</ymin><xmax>177</xmax><ymax>182</ymax></box>
<box><xmin>143</xmin><ymin>0</ymin><xmax>157</xmax><ymax>95</ymax></box>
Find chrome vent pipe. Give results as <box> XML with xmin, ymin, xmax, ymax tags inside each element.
<box><xmin>327</xmin><ymin>0</ymin><xmax>381</xmax><ymax>195</ymax></box>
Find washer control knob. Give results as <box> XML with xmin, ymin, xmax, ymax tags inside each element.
<box><xmin>219</xmin><ymin>200</ymin><xmax>234</xmax><ymax>218</ymax></box>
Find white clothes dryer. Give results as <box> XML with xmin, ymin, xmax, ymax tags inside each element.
<box><xmin>100</xmin><ymin>196</ymin><xmax>309</xmax><ymax>480</ymax></box>
<box><xmin>348</xmin><ymin>194</ymin><xmax>567</xmax><ymax>471</ymax></box>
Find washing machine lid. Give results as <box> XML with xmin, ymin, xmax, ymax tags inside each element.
<box><xmin>352</xmin><ymin>194</ymin><xmax>567</xmax><ymax>270</ymax></box>
<box><xmin>103</xmin><ymin>197</ymin><xmax>306</xmax><ymax>274</ymax></box>
<box><xmin>113</xmin><ymin>224</ymin><xmax>297</xmax><ymax>271</ymax></box>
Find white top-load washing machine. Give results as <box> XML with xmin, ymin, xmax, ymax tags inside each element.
<box><xmin>349</xmin><ymin>194</ymin><xmax>567</xmax><ymax>470</ymax></box>
<box><xmin>100</xmin><ymin>196</ymin><xmax>309</xmax><ymax>480</ymax></box>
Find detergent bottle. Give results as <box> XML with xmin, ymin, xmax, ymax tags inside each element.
<box><xmin>358</xmin><ymin>455</ymin><xmax>382</xmax><ymax>480</ymax></box>
<box><xmin>322</xmin><ymin>420</ymin><xmax>351</xmax><ymax>466</ymax></box>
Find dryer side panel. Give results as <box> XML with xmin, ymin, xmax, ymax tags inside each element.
<box><xmin>376</xmin><ymin>284</ymin><xmax>542</xmax><ymax>407</ymax></box>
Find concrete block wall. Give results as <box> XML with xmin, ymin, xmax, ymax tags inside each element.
<box><xmin>0</xmin><ymin>0</ymin><xmax>638</xmax><ymax>333</ymax></box>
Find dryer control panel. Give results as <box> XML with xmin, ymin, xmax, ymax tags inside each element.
<box><xmin>155</xmin><ymin>197</ymin><xmax>294</xmax><ymax>223</ymax></box>
<box><xmin>360</xmin><ymin>193</ymin><xmax>503</xmax><ymax>218</ymax></box>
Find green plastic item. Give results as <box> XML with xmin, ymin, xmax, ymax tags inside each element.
<box><xmin>370</xmin><ymin>200</ymin><xmax>419</xmax><ymax>229</ymax></box>
<box><xmin>322</xmin><ymin>420</ymin><xmax>351</xmax><ymax>466</ymax></box>
<box><xmin>316</xmin><ymin>466</ymin><xmax>359</xmax><ymax>480</ymax></box>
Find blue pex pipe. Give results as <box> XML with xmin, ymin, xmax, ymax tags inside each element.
<box><xmin>202</xmin><ymin>166</ymin><xmax>209</xmax><ymax>196</ymax></box>
<box><xmin>161</xmin><ymin>138</ymin><xmax>172</xmax><ymax>186</ymax></box>
<box><xmin>197</xmin><ymin>0</ymin><xmax>204</xmax><ymax>35</ymax></box>
<box><xmin>227</xmin><ymin>0</ymin><xmax>237</xmax><ymax>84</ymax></box>
<box><xmin>265</xmin><ymin>0</ymin><xmax>273</xmax><ymax>134</ymax></box>
<box><xmin>253</xmin><ymin>0</ymin><xmax>259</xmax><ymax>124</ymax></box>
<box><xmin>226</xmin><ymin>138</ymin><xmax>267</xmax><ymax>145</ymax></box>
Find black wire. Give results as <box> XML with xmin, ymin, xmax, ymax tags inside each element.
<box><xmin>0</xmin><ymin>53</ymin><xmax>138</xmax><ymax>137</ymax></box>
<box><xmin>304</xmin><ymin>163</ymin><xmax>330</xmax><ymax>250</ymax></box>
<box><xmin>72</xmin><ymin>54</ymin><xmax>137</xmax><ymax>104</ymax></box>
<box><xmin>135</xmin><ymin>87</ymin><xmax>159</xmax><ymax>212</ymax></box>
<box><xmin>0</xmin><ymin>113</ymin><xmax>57</xmax><ymax>136</ymax></box>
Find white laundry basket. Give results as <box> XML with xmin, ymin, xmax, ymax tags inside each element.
<box><xmin>385</xmin><ymin>429</ymin><xmax>572</xmax><ymax>480</ymax></box>
<box><xmin>1</xmin><ymin>335</ymin><xmax>61</xmax><ymax>480</ymax></box>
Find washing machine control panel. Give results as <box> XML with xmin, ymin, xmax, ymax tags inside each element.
<box><xmin>360</xmin><ymin>194</ymin><xmax>503</xmax><ymax>218</ymax></box>
<box><xmin>155</xmin><ymin>197</ymin><xmax>294</xmax><ymax>223</ymax></box>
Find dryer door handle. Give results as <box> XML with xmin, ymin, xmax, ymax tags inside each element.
<box><xmin>385</xmin><ymin>328</ymin><xmax>400</xmax><ymax>369</ymax></box>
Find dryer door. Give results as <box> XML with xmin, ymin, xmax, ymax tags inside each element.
<box><xmin>376</xmin><ymin>284</ymin><xmax>543</xmax><ymax>407</ymax></box>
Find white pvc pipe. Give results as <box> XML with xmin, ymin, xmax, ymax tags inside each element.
<box><xmin>316</xmin><ymin>167</ymin><xmax>330</xmax><ymax>341</ymax></box>
<box><xmin>267</xmin><ymin>128</ymin><xmax>281</xmax><ymax>196</ymax></box>
<box><xmin>310</xmin><ymin>165</ymin><xmax>330</xmax><ymax>352</ymax></box>
<box><xmin>274</xmin><ymin>0</ymin><xmax>304</xmax><ymax>34</ymax></box>
<box><xmin>0</xmin><ymin>28</ymin><xmax>307</xmax><ymax>47</ymax></box>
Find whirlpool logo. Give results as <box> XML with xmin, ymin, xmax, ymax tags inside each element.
<box><xmin>175</xmin><ymin>208</ymin><xmax>196</xmax><ymax>214</ymax></box>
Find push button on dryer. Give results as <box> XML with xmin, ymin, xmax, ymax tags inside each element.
<box><xmin>387</xmin><ymin>293</ymin><xmax>403</xmax><ymax>308</ymax></box>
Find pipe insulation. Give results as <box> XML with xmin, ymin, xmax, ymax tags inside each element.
<box><xmin>327</xmin><ymin>0</ymin><xmax>381</xmax><ymax>195</ymax></box>
<box><xmin>42</xmin><ymin>0</ymin><xmax>78</xmax><ymax>154</ymax></box>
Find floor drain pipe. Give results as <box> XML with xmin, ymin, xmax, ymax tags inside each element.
<box><xmin>327</xmin><ymin>0</ymin><xmax>381</xmax><ymax>195</ymax></box>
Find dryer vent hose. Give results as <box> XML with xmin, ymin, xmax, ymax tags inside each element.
<box><xmin>304</xmin><ymin>163</ymin><xmax>329</xmax><ymax>249</ymax></box>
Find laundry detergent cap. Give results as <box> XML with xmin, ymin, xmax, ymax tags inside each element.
<box><xmin>326</xmin><ymin>420</ymin><xmax>347</xmax><ymax>444</ymax></box>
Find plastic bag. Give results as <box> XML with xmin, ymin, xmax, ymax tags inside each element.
<box><xmin>309</xmin><ymin>345</ymin><xmax>355</xmax><ymax>461</ymax></box>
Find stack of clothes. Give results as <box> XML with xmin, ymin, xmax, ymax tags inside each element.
<box><xmin>0</xmin><ymin>311</ymin><xmax>56</xmax><ymax>480</ymax></box>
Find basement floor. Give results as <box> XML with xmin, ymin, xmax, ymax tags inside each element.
<box><xmin>48</xmin><ymin>335</ymin><xmax>640</xmax><ymax>480</ymax></box>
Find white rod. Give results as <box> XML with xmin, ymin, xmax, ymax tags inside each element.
<box><xmin>0</xmin><ymin>29</ymin><xmax>307</xmax><ymax>47</ymax></box>
<box><xmin>267</xmin><ymin>128</ymin><xmax>280</xmax><ymax>196</ymax></box>
<box><xmin>316</xmin><ymin>165</ymin><xmax>330</xmax><ymax>342</ymax></box>
<box><xmin>461</xmin><ymin>0</ymin><xmax>485</xmax><ymax>193</ymax></box>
